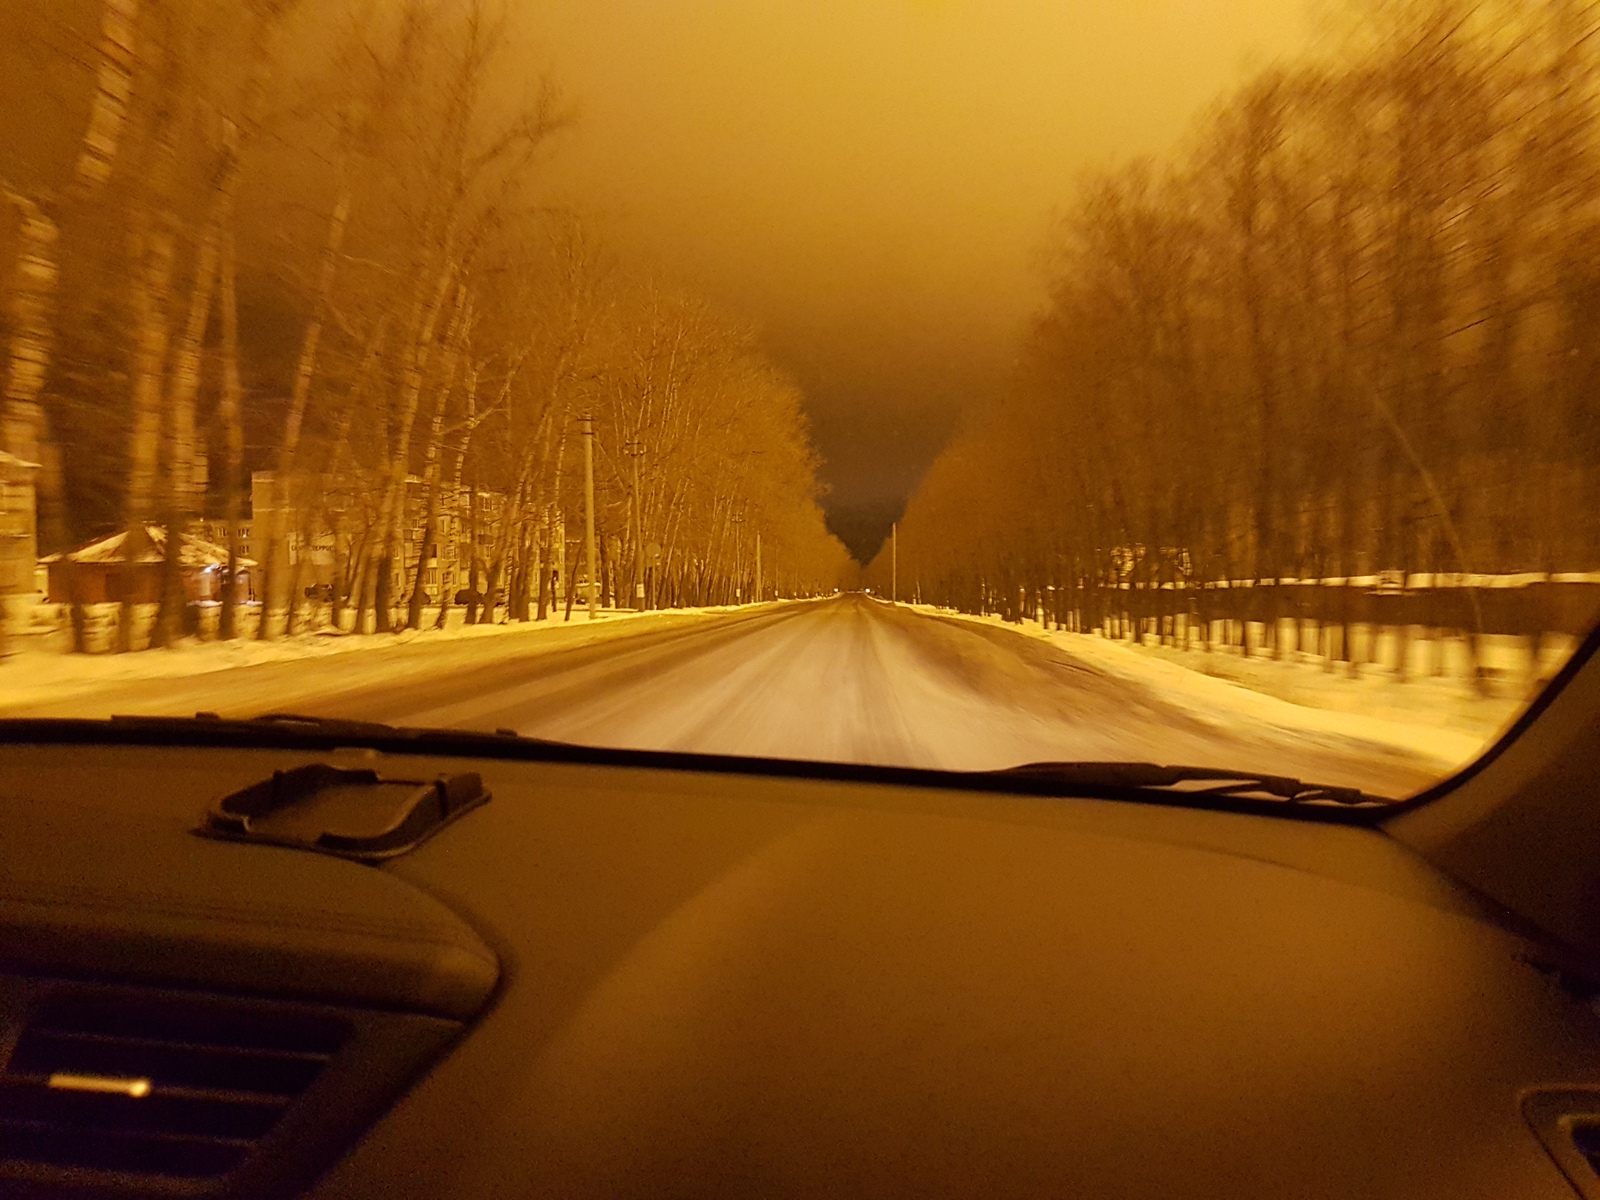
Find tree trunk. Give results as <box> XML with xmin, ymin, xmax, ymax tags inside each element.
<box><xmin>536</xmin><ymin>511</ymin><xmax>553</xmax><ymax>621</ymax></box>
<box><xmin>120</xmin><ymin>197</ymin><xmax>178</xmax><ymax>652</ymax></box>
<box><xmin>407</xmin><ymin>320</ymin><xmax>470</xmax><ymax>630</ymax></box>
<box><xmin>482</xmin><ymin>556</ymin><xmax>502</xmax><ymax>624</ymax></box>
<box><xmin>563</xmin><ymin>533</ymin><xmax>578</xmax><ymax>621</ymax></box>
<box><xmin>1</xmin><ymin>191</ymin><xmax>58</xmax><ymax>468</ymax></box>
<box><xmin>364</xmin><ymin>251</ymin><xmax>455</xmax><ymax>627</ymax></box>
<box><xmin>284</xmin><ymin>536</ymin><xmax>309</xmax><ymax>635</ymax></box>
<box><xmin>75</xmin><ymin>0</ymin><xmax>140</xmax><ymax>191</ymax></box>
<box><xmin>218</xmin><ymin>223</ymin><xmax>244</xmax><ymax>640</ymax></box>
<box><xmin>153</xmin><ymin>153</ymin><xmax>230</xmax><ymax>647</ymax></box>
<box><xmin>331</xmin><ymin>517</ymin><xmax>351</xmax><ymax>632</ymax></box>
<box><xmin>435</xmin><ymin>412</ymin><xmax>480</xmax><ymax>632</ymax></box>
<box><xmin>407</xmin><ymin>453</ymin><xmax>443</xmax><ymax>631</ymax></box>
<box><xmin>259</xmin><ymin>189</ymin><xmax>351</xmax><ymax>638</ymax></box>
<box><xmin>0</xmin><ymin>189</ymin><xmax>58</xmax><ymax>653</ymax></box>
<box><xmin>374</xmin><ymin>557</ymin><xmax>394</xmax><ymax>632</ymax></box>
<box><xmin>464</xmin><ymin>485</ymin><xmax>481</xmax><ymax>625</ymax></box>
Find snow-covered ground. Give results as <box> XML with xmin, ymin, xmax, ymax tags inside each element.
<box><xmin>0</xmin><ymin>595</ymin><xmax>1497</xmax><ymax>796</ymax></box>
<box><xmin>251</xmin><ymin>594</ymin><xmax>1441</xmax><ymax>794</ymax></box>
<box><xmin>912</xmin><ymin>604</ymin><xmax>1527</xmax><ymax>774</ymax></box>
<box><xmin>0</xmin><ymin>604</ymin><xmax>755</xmax><ymax>717</ymax></box>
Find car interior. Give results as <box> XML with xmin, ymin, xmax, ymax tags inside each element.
<box><xmin>5</xmin><ymin>1</ymin><xmax>1600</xmax><ymax>1196</ymax></box>
<box><xmin>3</xmin><ymin>624</ymin><xmax>1600</xmax><ymax>1199</ymax></box>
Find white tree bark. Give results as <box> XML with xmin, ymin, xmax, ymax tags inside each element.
<box><xmin>75</xmin><ymin>0</ymin><xmax>141</xmax><ymax>191</ymax></box>
<box><xmin>1</xmin><ymin>190</ymin><xmax>57</xmax><ymax>468</ymax></box>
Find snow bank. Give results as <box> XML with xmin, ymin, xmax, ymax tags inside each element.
<box><xmin>912</xmin><ymin>605</ymin><xmax>1519</xmax><ymax>772</ymax></box>
<box><xmin>0</xmin><ymin>604</ymin><xmax>761</xmax><ymax>716</ymax></box>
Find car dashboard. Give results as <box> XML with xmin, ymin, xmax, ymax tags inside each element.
<box><xmin>4</xmin><ymin>736</ymin><xmax>1600</xmax><ymax>1199</ymax></box>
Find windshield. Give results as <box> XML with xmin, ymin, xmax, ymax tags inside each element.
<box><xmin>0</xmin><ymin>0</ymin><xmax>1596</xmax><ymax>803</ymax></box>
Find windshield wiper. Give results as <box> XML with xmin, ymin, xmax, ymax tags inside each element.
<box><xmin>978</xmin><ymin>761</ymin><xmax>1386</xmax><ymax>806</ymax></box>
<box><xmin>0</xmin><ymin>717</ymin><xmax>1393</xmax><ymax>814</ymax></box>
<box><xmin>90</xmin><ymin>712</ymin><xmax>562</xmax><ymax>747</ymax></box>
<box><xmin>174</xmin><ymin>712</ymin><xmax>401</xmax><ymax>738</ymax></box>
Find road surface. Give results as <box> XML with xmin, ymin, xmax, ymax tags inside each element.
<box><xmin>2</xmin><ymin>595</ymin><xmax>1450</xmax><ymax>796</ymax></box>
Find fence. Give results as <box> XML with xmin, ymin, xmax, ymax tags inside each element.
<box><xmin>1033</xmin><ymin>575</ymin><xmax>1600</xmax><ymax>686</ymax></box>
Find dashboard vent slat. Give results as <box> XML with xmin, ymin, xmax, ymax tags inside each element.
<box><xmin>10</xmin><ymin>1027</ymin><xmax>333</xmax><ymax>1095</ymax></box>
<box><xmin>0</xmin><ymin>989</ymin><xmax>347</xmax><ymax>1180</ymax></box>
<box><xmin>0</xmin><ymin>1115</ymin><xmax>251</xmax><ymax>1177</ymax></box>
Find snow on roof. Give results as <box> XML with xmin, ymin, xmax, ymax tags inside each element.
<box><xmin>0</xmin><ymin>449</ymin><xmax>41</xmax><ymax>471</ymax></box>
<box><xmin>41</xmin><ymin>524</ymin><xmax>258</xmax><ymax>568</ymax></box>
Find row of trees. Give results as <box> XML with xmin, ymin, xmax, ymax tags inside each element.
<box><xmin>875</xmin><ymin>0</ymin><xmax>1600</xmax><ymax>657</ymax></box>
<box><xmin>0</xmin><ymin>0</ymin><xmax>849</xmax><ymax>650</ymax></box>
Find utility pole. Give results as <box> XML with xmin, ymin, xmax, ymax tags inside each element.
<box><xmin>581</xmin><ymin>413</ymin><xmax>598</xmax><ymax>618</ymax></box>
<box><xmin>755</xmin><ymin>532</ymin><xmax>761</xmax><ymax>604</ymax></box>
<box><xmin>892</xmin><ymin>522</ymin><xmax>898</xmax><ymax>603</ymax></box>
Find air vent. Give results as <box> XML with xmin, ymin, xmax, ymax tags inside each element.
<box><xmin>0</xmin><ymin>988</ymin><xmax>347</xmax><ymax>1180</ymax></box>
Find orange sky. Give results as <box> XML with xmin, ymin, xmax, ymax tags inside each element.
<box><xmin>522</xmin><ymin>1</ymin><xmax>1313</xmax><ymax>554</ymax></box>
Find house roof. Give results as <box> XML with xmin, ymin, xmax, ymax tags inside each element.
<box><xmin>41</xmin><ymin>525</ymin><xmax>258</xmax><ymax>568</ymax></box>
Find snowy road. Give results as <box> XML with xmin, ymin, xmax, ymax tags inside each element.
<box><xmin>4</xmin><ymin>595</ymin><xmax>1449</xmax><ymax>795</ymax></box>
